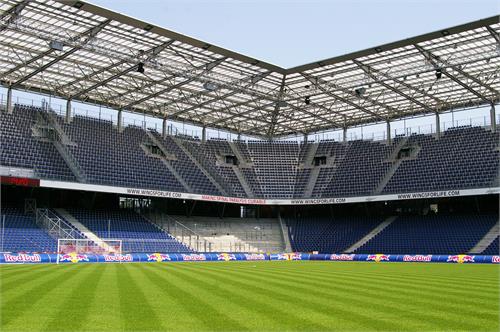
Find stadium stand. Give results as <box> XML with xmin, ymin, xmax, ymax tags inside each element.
<box><xmin>482</xmin><ymin>237</ymin><xmax>499</xmax><ymax>255</ymax></box>
<box><xmin>148</xmin><ymin>213</ymin><xmax>286</xmax><ymax>253</ymax></box>
<box><xmin>1</xmin><ymin>105</ymin><xmax>499</xmax><ymax>200</ymax></box>
<box><xmin>58</xmin><ymin>114</ymin><xmax>186</xmax><ymax>192</ymax></box>
<box><xmin>63</xmin><ymin>208</ymin><xmax>192</xmax><ymax>253</ymax></box>
<box><xmin>285</xmin><ymin>216</ymin><xmax>385</xmax><ymax>253</ymax></box>
<box><xmin>0</xmin><ymin>207</ymin><xmax>57</xmax><ymax>253</ymax></box>
<box><xmin>354</xmin><ymin>215</ymin><xmax>498</xmax><ymax>254</ymax></box>
<box><xmin>382</xmin><ymin>127</ymin><xmax>500</xmax><ymax>194</ymax></box>
<box><xmin>1</xmin><ymin>105</ymin><xmax>76</xmax><ymax>181</ymax></box>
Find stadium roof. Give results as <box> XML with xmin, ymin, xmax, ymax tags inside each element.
<box><xmin>0</xmin><ymin>0</ymin><xmax>499</xmax><ymax>138</ymax></box>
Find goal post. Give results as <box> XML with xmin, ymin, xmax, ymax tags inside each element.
<box><xmin>56</xmin><ymin>238</ymin><xmax>122</xmax><ymax>264</ymax></box>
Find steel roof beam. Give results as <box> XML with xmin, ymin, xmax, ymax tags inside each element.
<box><xmin>10</xmin><ymin>19</ymin><xmax>111</xmax><ymax>89</ymax></box>
<box><xmin>0</xmin><ymin>0</ymin><xmax>29</xmax><ymax>32</ymax></box>
<box><xmin>168</xmin><ymin>71</ymin><xmax>273</xmax><ymax>118</ymax></box>
<box><xmin>486</xmin><ymin>25</ymin><xmax>500</xmax><ymax>44</ymax></box>
<box><xmin>267</xmin><ymin>74</ymin><xmax>287</xmax><ymax>137</ymax></box>
<box><xmin>414</xmin><ymin>44</ymin><xmax>496</xmax><ymax>104</ymax></box>
<box><xmin>301</xmin><ymin>73</ymin><xmax>387</xmax><ymax>121</ymax></box>
<box><xmin>70</xmin><ymin>40</ymin><xmax>174</xmax><ymax>100</ymax></box>
<box><xmin>353</xmin><ymin>59</ymin><xmax>437</xmax><ymax>114</ymax></box>
<box><xmin>122</xmin><ymin>57</ymin><xmax>226</xmax><ymax>110</ymax></box>
<box><xmin>356</xmin><ymin>62</ymin><xmax>452</xmax><ymax>111</ymax></box>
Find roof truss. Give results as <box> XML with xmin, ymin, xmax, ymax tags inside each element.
<box><xmin>0</xmin><ymin>0</ymin><xmax>498</xmax><ymax>138</ymax></box>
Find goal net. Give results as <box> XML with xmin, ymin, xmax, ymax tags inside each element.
<box><xmin>57</xmin><ymin>238</ymin><xmax>122</xmax><ymax>264</ymax></box>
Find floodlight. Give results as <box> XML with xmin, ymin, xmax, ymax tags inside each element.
<box><xmin>137</xmin><ymin>62</ymin><xmax>145</xmax><ymax>73</ymax></box>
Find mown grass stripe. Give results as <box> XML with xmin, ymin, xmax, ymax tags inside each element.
<box><xmin>0</xmin><ymin>264</ymin><xmax>57</xmax><ymax>281</ymax></box>
<box><xmin>145</xmin><ymin>262</ymin><xmax>333</xmax><ymax>331</ymax></box>
<box><xmin>1</xmin><ymin>264</ymin><xmax>82</xmax><ymax>329</ymax></box>
<box><xmin>1</xmin><ymin>265</ymin><xmax>66</xmax><ymax>292</ymax></box>
<box><xmin>267</xmin><ymin>263</ymin><xmax>498</xmax><ymax>301</ymax></box>
<box><xmin>271</xmin><ymin>263</ymin><xmax>498</xmax><ymax>293</ymax></box>
<box><xmin>176</xmin><ymin>263</ymin><xmax>406</xmax><ymax>331</ymax></box>
<box><xmin>115</xmin><ymin>263</ymin><xmax>166</xmax><ymax>332</ymax></box>
<box><xmin>292</xmin><ymin>263</ymin><xmax>498</xmax><ymax>283</ymax></box>
<box><xmin>225</xmin><ymin>263</ymin><xmax>499</xmax><ymax>314</ymax></box>
<box><xmin>189</xmin><ymin>262</ymin><xmax>494</xmax><ymax>331</ymax></box>
<box><xmin>138</xmin><ymin>263</ymin><xmax>252</xmax><ymax>331</ymax></box>
<box><xmin>41</xmin><ymin>263</ymin><xmax>105</xmax><ymax>332</ymax></box>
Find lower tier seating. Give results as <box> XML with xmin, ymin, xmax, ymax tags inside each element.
<box><xmin>0</xmin><ymin>207</ymin><xmax>57</xmax><ymax>253</ymax></box>
<box><xmin>355</xmin><ymin>215</ymin><xmax>497</xmax><ymax>254</ymax></box>
<box><xmin>66</xmin><ymin>209</ymin><xmax>192</xmax><ymax>253</ymax></box>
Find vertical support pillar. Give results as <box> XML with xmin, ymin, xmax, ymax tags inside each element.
<box><xmin>117</xmin><ymin>109</ymin><xmax>123</xmax><ymax>132</ymax></box>
<box><xmin>342</xmin><ymin>127</ymin><xmax>347</xmax><ymax>143</ymax></box>
<box><xmin>65</xmin><ymin>99</ymin><xmax>72</xmax><ymax>123</ymax></box>
<box><xmin>162</xmin><ymin>118</ymin><xmax>167</xmax><ymax>138</ymax></box>
<box><xmin>201</xmin><ymin>126</ymin><xmax>206</xmax><ymax>143</ymax></box>
<box><xmin>237</xmin><ymin>132</ymin><xmax>241</xmax><ymax>141</ymax></box>
<box><xmin>303</xmin><ymin>133</ymin><xmax>308</xmax><ymax>144</ymax></box>
<box><xmin>386</xmin><ymin>120</ymin><xmax>391</xmax><ymax>144</ymax></box>
<box><xmin>490</xmin><ymin>105</ymin><xmax>496</xmax><ymax>132</ymax></box>
<box><xmin>6</xmin><ymin>87</ymin><xmax>13</xmax><ymax>114</ymax></box>
<box><xmin>435</xmin><ymin>112</ymin><xmax>441</xmax><ymax>139</ymax></box>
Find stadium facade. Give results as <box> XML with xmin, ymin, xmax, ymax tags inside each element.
<box><xmin>0</xmin><ymin>0</ymin><xmax>499</xmax><ymax>261</ymax></box>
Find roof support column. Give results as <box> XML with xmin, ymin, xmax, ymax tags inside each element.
<box><xmin>162</xmin><ymin>118</ymin><xmax>168</xmax><ymax>138</ymax></box>
<box><xmin>386</xmin><ymin>120</ymin><xmax>391</xmax><ymax>145</ymax></box>
<box><xmin>435</xmin><ymin>113</ymin><xmax>441</xmax><ymax>139</ymax></box>
<box><xmin>65</xmin><ymin>99</ymin><xmax>72</xmax><ymax>123</ymax></box>
<box><xmin>303</xmin><ymin>133</ymin><xmax>308</xmax><ymax>144</ymax></box>
<box><xmin>117</xmin><ymin>109</ymin><xmax>123</xmax><ymax>132</ymax></box>
<box><xmin>342</xmin><ymin>127</ymin><xmax>347</xmax><ymax>143</ymax></box>
<box><xmin>6</xmin><ymin>86</ymin><xmax>13</xmax><ymax>114</ymax></box>
<box><xmin>491</xmin><ymin>105</ymin><xmax>496</xmax><ymax>132</ymax></box>
<box><xmin>201</xmin><ymin>126</ymin><xmax>206</xmax><ymax>143</ymax></box>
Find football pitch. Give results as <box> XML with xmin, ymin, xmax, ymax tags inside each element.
<box><xmin>1</xmin><ymin>261</ymin><xmax>498</xmax><ymax>332</ymax></box>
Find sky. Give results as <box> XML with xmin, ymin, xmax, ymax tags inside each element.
<box><xmin>3</xmin><ymin>0</ymin><xmax>498</xmax><ymax>140</ymax></box>
<box><xmin>87</xmin><ymin>0</ymin><xmax>498</xmax><ymax>68</ymax></box>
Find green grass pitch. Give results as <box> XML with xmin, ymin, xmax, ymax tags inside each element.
<box><xmin>1</xmin><ymin>261</ymin><xmax>498</xmax><ymax>331</ymax></box>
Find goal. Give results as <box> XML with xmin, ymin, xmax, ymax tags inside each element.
<box><xmin>56</xmin><ymin>238</ymin><xmax>122</xmax><ymax>264</ymax></box>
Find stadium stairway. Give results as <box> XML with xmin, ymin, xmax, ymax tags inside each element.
<box><xmin>277</xmin><ymin>214</ymin><xmax>293</xmax><ymax>252</ymax></box>
<box><xmin>344</xmin><ymin>216</ymin><xmax>397</xmax><ymax>253</ymax></box>
<box><xmin>55</xmin><ymin>208</ymin><xmax>113</xmax><ymax>252</ymax></box>
<box><xmin>231</xmin><ymin>165</ymin><xmax>254</xmax><ymax>197</ymax></box>
<box><xmin>469</xmin><ymin>221</ymin><xmax>500</xmax><ymax>254</ymax></box>
<box><xmin>171</xmin><ymin>136</ymin><xmax>229</xmax><ymax>196</ymax></box>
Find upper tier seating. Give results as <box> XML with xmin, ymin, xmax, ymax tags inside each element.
<box><xmin>1</xmin><ymin>106</ymin><xmax>75</xmax><ymax>181</ymax></box>
<box><xmin>66</xmin><ymin>208</ymin><xmax>192</xmax><ymax>253</ymax></box>
<box><xmin>355</xmin><ymin>214</ymin><xmax>497</xmax><ymax>254</ymax></box>
<box><xmin>0</xmin><ymin>207</ymin><xmax>57</xmax><ymax>253</ymax></box>
<box><xmin>2</xmin><ymin>105</ymin><xmax>498</xmax><ymax>199</ymax></box>
<box><xmin>60</xmin><ymin>116</ymin><xmax>186</xmax><ymax>192</ymax></box>
<box><xmin>382</xmin><ymin>127</ymin><xmax>499</xmax><ymax>193</ymax></box>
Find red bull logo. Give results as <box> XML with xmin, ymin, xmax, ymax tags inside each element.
<box><xmin>217</xmin><ymin>253</ymin><xmax>237</xmax><ymax>261</ymax></box>
<box><xmin>403</xmin><ymin>255</ymin><xmax>432</xmax><ymax>262</ymax></box>
<box><xmin>181</xmin><ymin>254</ymin><xmax>206</xmax><ymax>261</ymax></box>
<box><xmin>329</xmin><ymin>254</ymin><xmax>354</xmax><ymax>261</ymax></box>
<box><xmin>447</xmin><ymin>255</ymin><xmax>475</xmax><ymax>263</ymax></box>
<box><xmin>244</xmin><ymin>253</ymin><xmax>266</xmax><ymax>261</ymax></box>
<box><xmin>492</xmin><ymin>256</ymin><xmax>500</xmax><ymax>263</ymax></box>
<box><xmin>146</xmin><ymin>253</ymin><xmax>171</xmax><ymax>262</ymax></box>
<box><xmin>366</xmin><ymin>254</ymin><xmax>390</xmax><ymax>262</ymax></box>
<box><xmin>3</xmin><ymin>253</ymin><xmax>41</xmax><ymax>263</ymax></box>
<box><xmin>276</xmin><ymin>253</ymin><xmax>302</xmax><ymax>261</ymax></box>
<box><xmin>59</xmin><ymin>253</ymin><xmax>89</xmax><ymax>263</ymax></box>
<box><xmin>104</xmin><ymin>254</ymin><xmax>133</xmax><ymax>262</ymax></box>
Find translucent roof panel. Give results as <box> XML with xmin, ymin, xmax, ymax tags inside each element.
<box><xmin>0</xmin><ymin>0</ymin><xmax>498</xmax><ymax>138</ymax></box>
